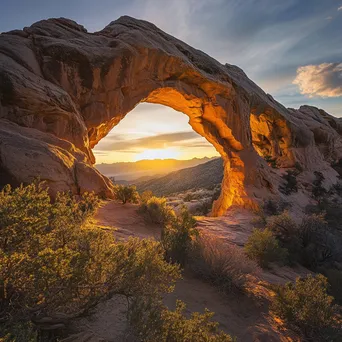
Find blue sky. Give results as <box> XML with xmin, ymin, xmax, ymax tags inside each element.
<box><xmin>1</xmin><ymin>0</ymin><xmax>341</xmax><ymax>162</ymax></box>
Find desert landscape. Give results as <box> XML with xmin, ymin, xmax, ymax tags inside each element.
<box><xmin>1</xmin><ymin>2</ymin><xmax>342</xmax><ymax>341</ymax></box>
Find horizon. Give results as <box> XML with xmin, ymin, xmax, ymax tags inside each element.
<box><xmin>95</xmin><ymin>155</ymin><xmax>218</xmax><ymax>165</ymax></box>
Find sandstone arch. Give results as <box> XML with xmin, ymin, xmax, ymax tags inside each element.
<box><xmin>1</xmin><ymin>16</ymin><xmax>342</xmax><ymax>215</ymax></box>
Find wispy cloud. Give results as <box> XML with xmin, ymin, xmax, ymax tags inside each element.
<box><xmin>293</xmin><ymin>63</ymin><xmax>342</xmax><ymax>98</ymax></box>
<box><xmin>338</xmin><ymin>6</ymin><xmax>342</xmax><ymax>11</ymax></box>
<box><xmin>98</xmin><ymin>131</ymin><xmax>208</xmax><ymax>152</ymax></box>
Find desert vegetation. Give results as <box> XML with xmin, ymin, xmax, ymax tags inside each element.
<box><xmin>0</xmin><ymin>182</ymin><xmax>233</xmax><ymax>341</ymax></box>
<box><xmin>190</xmin><ymin>233</ymin><xmax>260</xmax><ymax>292</ymax></box>
<box><xmin>113</xmin><ymin>184</ymin><xmax>139</xmax><ymax>204</ymax></box>
<box><xmin>272</xmin><ymin>275</ymin><xmax>341</xmax><ymax>341</ymax></box>
<box><xmin>245</xmin><ymin>228</ymin><xmax>288</xmax><ymax>268</ymax></box>
<box><xmin>247</xmin><ymin>191</ymin><xmax>342</xmax><ymax>340</ymax></box>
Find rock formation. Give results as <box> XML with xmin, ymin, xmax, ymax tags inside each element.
<box><xmin>1</xmin><ymin>16</ymin><xmax>342</xmax><ymax>215</ymax></box>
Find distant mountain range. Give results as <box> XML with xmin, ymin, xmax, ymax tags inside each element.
<box><xmin>95</xmin><ymin>157</ymin><xmax>217</xmax><ymax>181</ymax></box>
<box><xmin>136</xmin><ymin>158</ymin><xmax>224</xmax><ymax>196</ymax></box>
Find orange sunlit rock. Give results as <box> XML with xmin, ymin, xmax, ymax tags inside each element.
<box><xmin>1</xmin><ymin>17</ymin><xmax>342</xmax><ymax>215</ymax></box>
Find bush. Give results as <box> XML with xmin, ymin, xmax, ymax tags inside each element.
<box><xmin>266</xmin><ymin>212</ymin><xmax>300</xmax><ymax>262</ymax></box>
<box><xmin>140</xmin><ymin>190</ymin><xmax>153</xmax><ymax>204</ymax></box>
<box><xmin>129</xmin><ymin>298</ymin><xmax>233</xmax><ymax>342</ymax></box>
<box><xmin>244</xmin><ymin>229</ymin><xmax>288</xmax><ymax>268</ymax></box>
<box><xmin>312</xmin><ymin>171</ymin><xmax>327</xmax><ymax>201</ymax></box>
<box><xmin>189</xmin><ymin>233</ymin><xmax>260</xmax><ymax>292</ymax></box>
<box><xmin>113</xmin><ymin>184</ymin><xmax>139</xmax><ymax>204</ymax></box>
<box><xmin>0</xmin><ymin>183</ymin><xmax>181</xmax><ymax>339</ymax></box>
<box><xmin>279</xmin><ymin>170</ymin><xmax>298</xmax><ymax>195</ymax></box>
<box><xmin>161</xmin><ymin>206</ymin><xmax>197</xmax><ymax>265</ymax></box>
<box><xmin>299</xmin><ymin>214</ymin><xmax>337</xmax><ymax>269</ymax></box>
<box><xmin>262</xmin><ymin>199</ymin><xmax>290</xmax><ymax>216</ymax></box>
<box><xmin>252</xmin><ymin>199</ymin><xmax>290</xmax><ymax>227</ymax></box>
<box><xmin>323</xmin><ymin>269</ymin><xmax>342</xmax><ymax>305</ymax></box>
<box><xmin>139</xmin><ymin>196</ymin><xmax>176</xmax><ymax>225</ymax></box>
<box><xmin>272</xmin><ymin>275</ymin><xmax>341</xmax><ymax>341</ymax></box>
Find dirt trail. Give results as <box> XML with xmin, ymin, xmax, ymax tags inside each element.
<box><xmin>72</xmin><ymin>201</ymin><xmax>302</xmax><ymax>341</ymax></box>
<box><xmin>92</xmin><ymin>201</ymin><xmax>161</xmax><ymax>240</ymax></box>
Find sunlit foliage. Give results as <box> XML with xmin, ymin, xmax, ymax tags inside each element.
<box><xmin>0</xmin><ymin>183</ymin><xmax>180</xmax><ymax>340</ymax></box>
<box><xmin>272</xmin><ymin>275</ymin><xmax>341</xmax><ymax>341</ymax></box>
<box><xmin>129</xmin><ymin>298</ymin><xmax>234</xmax><ymax>342</ymax></box>
<box><xmin>113</xmin><ymin>184</ymin><xmax>139</xmax><ymax>204</ymax></box>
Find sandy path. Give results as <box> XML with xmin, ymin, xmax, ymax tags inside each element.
<box><xmin>92</xmin><ymin>200</ymin><xmax>161</xmax><ymax>240</ymax></box>
<box><xmin>70</xmin><ymin>201</ymin><xmax>300</xmax><ymax>341</ymax></box>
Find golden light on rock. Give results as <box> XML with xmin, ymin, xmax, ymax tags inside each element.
<box><xmin>1</xmin><ymin>16</ymin><xmax>342</xmax><ymax>216</ymax></box>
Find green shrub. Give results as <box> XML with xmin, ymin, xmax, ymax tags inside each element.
<box><xmin>129</xmin><ymin>298</ymin><xmax>234</xmax><ymax>342</ymax></box>
<box><xmin>272</xmin><ymin>275</ymin><xmax>341</xmax><ymax>341</ymax></box>
<box><xmin>244</xmin><ymin>229</ymin><xmax>288</xmax><ymax>268</ymax></box>
<box><xmin>113</xmin><ymin>184</ymin><xmax>139</xmax><ymax>204</ymax></box>
<box><xmin>161</xmin><ymin>206</ymin><xmax>197</xmax><ymax>265</ymax></box>
<box><xmin>323</xmin><ymin>269</ymin><xmax>342</xmax><ymax>305</ymax></box>
<box><xmin>266</xmin><ymin>212</ymin><xmax>300</xmax><ymax>262</ymax></box>
<box><xmin>279</xmin><ymin>170</ymin><xmax>298</xmax><ymax>195</ymax></box>
<box><xmin>312</xmin><ymin>171</ymin><xmax>327</xmax><ymax>202</ymax></box>
<box><xmin>139</xmin><ymin>196</ymin><xmax>176</xmax><ymax>225</ymax></box>
<box><xmin>189</xmin><ymin>233</ymin><xmax>260</xmax><ymax>292</ymax></box>
<box><xmin>252</xmin><ymin>199</ymin><xmax>290</xmax><ymax>227</ymax></box>
<box><xmin>298</xmin><ymin>214</ymin><xmax>341</xmax><ymax>270</ymax></box>
<box><xmin>0</xmin><ymin>183</ymin><xmax>180</xmax><ymax>339</ymax></box>
<box><xmin>140</xmin><ymin>190</ymin><xmax>153</xmax><ymax>204</ymax></box>
<box><xmin>262</xmin><ymin>199</ymin><xmax>290</xmax><ymax>216</ymax></box>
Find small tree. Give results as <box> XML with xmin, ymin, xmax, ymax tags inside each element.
<box><xmin>129</xmin><ymin>298</ymin><xmax>233</xmax><ymax>342</ymax></box>
<box><xmin>272</xmin><ymin>275</ymin><xmax>341</xmax><ymax>341</ymax></box>
<box><xmin>312</xmin><ymin>171</ymin><xmax>327</xmax><ymax>202</ymax></box>
<box><xmin>140</xmin><ymin>190</ymin><xmax>153</xmax><ymax>204</ymax></box>
<box><xmin>139</xmin><ymin>196</ymin><xmax>175</xmax><ymax>224</ymax></box>
<box><xmin>299</xmin><ymin>214</ymin><xmax>335</xmax><ymax>269</ymax></box>
<box><xmin>266</xmin><ymin>212</ymin><xmax>301</xmax><ymax>262</ymax></box>
<box><xmin>113</xmin><ymin>185</ymin><xmax>139</xmax><ymax>204</ymax></box>
<box><xmin>244</xmin><ymin>229</ymin><xmax>288</xmax><ymax>268</ymax></box>
<box><xmin>161</xmin><ymin>206</ymin><xmax>198</xmax><ymax>265</ymax></box>
<box><xmin>279</xmin><ymin>170</ymin><xmax>298</xmax><ymax>195</ymax></box>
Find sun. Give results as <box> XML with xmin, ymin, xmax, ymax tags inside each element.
<box><xmin>133</xmin><ymin>148</ymin><xmax>180</xmax><ymax>161</ymax></box>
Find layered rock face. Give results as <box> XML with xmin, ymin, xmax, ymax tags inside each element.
<box><xmin>1</xmin><ymin>16</ymin><xmax>342</xmax><ymax>214</ymax></box>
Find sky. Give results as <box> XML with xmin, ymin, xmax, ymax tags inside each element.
<box><xmin>1</xmin><ymin>0</ymin><xmax>341</xmax><ymax>163</ymax></box>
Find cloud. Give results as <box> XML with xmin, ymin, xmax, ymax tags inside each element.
<box><xmin>98</xmin><ymin>131</ymin><xmax>204</xmax><ymax>151</ymax></box>
<box><xmin>338</xmin><ymin>6</ymin><xmax>342</xmax><ymax>11</ymax></box>
<box><xmin>293</xmin><ymin>63</ymin><xmax>342</xmax><ymax>97</ymax></box>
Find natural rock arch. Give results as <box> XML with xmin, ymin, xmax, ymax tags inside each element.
<box><xmin>1</xmin><ymin>16</ymin><xmax>342</xmax><ymax>215</ymax></box>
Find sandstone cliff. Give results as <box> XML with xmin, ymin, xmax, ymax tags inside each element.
<box><xmin>1</xmin><ymin>16</ymin><xmax>341</xmax><ymax>214</ymax></box>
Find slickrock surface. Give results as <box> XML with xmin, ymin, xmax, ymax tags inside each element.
<box><xmin>1</xmin><ymin>16</ymin><xmax>342</xmax><ymax>214</ymax></box>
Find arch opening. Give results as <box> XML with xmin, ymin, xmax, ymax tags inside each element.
<box><xmin>93</xmin><ymin>102</ymin><xmax>220</xmax><ymax>165</ymax></box>
<box><xmin>93</xmin><ymin>102</ymin><xmax>222</xmax><ymax>214</ymax></box>
<box><xmin>85</xmin><ymin>84</ymin><xmax>263</xmax><ymax>216</ymax></box>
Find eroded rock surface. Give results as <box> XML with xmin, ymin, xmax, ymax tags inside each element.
<box><xmin>1</xmin><ymin>16</ymin><xmax>342</xmax><ymax>214</ymax></box>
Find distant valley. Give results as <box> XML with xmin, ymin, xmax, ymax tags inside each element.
<box><xmin>95</xmin><ymin>157</ymin><xmax>217</xmax><ymax>181</ymax></box>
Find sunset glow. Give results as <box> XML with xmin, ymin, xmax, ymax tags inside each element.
<box><xmin>133</xmin><ymin>148</ymin><xmax>180</xmax><ymax>161</ymax></box>
<box><xmin>93</xmin><ymin>103</ymin><xmax>219</xmax><ymax>163</ymax></box>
